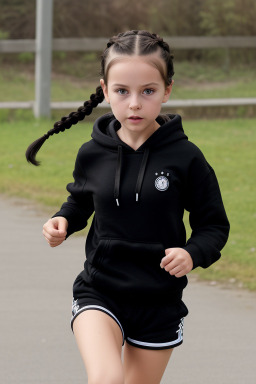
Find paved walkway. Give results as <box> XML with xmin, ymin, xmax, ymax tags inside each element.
<box><xmin>1</xmin><ymin>195</ymin><xmax>256</xmax><ymax>384</ymax></box>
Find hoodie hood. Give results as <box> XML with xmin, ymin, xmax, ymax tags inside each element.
<box><xmin>91</xmin><ymin>113</ymin><xmax>188</xmax><ymax>206</ymax></box>
<box><xmin>91</xmin><ymin>113</ymin><xmax>188</xmax><ymax>152</ymax></box>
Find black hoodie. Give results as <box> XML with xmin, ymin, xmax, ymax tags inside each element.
<box><xmin>53</xmin><ymin>114</ymin><xmax>230</xmax><ymax>300</ymax></box>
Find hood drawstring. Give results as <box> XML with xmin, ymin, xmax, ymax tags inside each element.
<box><xmin>114</xmin><ymin>145</ymin><xmax>123</xmax><ymax>206</ymax></box>
<box><xmin>135</xmin><ymin>148</ymin><xmax>150</xmax><ymax>203</ymax></box>
<box><xmin>114</xmin><ymin>146</ymin><xmax>150</xmax><ymax>206</ymax></box>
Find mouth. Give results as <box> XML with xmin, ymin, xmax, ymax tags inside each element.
<box><xmin>128</xmin><ymin>116</ymin><xmax>143</xmax><ymax>121</ymax></box>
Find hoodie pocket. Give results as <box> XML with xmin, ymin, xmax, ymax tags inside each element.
<box><xmin>87</xmin><ymin>238</ymin><xmax>186</xmax><ymax>297</ymax></box>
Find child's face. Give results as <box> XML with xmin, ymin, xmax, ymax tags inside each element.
<box><xmin>100</xmin><ymin>54</ymin><xmax>172</xmax><ymax>137</ymax></box>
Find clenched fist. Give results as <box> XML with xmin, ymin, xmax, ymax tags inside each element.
<box><xmin>42</xmin><ymin>217</ymin><xmax>68</xmax><ymax>247</ymax></box>
<box><xmin>160</xmin><ymin>248</ymin><xmax>193</xmax><ymax>278</ymax></box>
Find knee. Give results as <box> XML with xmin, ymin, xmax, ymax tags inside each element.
<box><xmin>89</xmin><ymin>368</ymin><xmax>124</xmax><ymax>384</ymax></box>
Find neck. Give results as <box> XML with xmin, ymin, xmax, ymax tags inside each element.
<box><xmin>117</xmin><ymin>122</ymin><xmax>160</xmax><ymax>150</ymax></box>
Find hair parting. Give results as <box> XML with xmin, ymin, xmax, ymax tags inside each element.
<box><xmin>26</xmin><ymin>30</ymin><xmax>174</xmax><ymax>165</ymax></box>
<box><xmin>101</xmin><ymin>30</ymin><xmax>174</xmax><ymax>86</ymax></box>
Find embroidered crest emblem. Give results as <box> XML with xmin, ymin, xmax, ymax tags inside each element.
<box><xmin>155</xmin><ymin>172</ymin><xmax>170</xmax><ymax>191</ymax></box>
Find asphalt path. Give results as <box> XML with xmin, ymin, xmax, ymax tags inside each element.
<box><xmin>1</xmin><ymin>195</ymin><xmax>256</xmax><ymax>384</ymax></box>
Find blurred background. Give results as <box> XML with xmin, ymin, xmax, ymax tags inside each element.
<box><xmin>1</xmin><ymin>0</ymin><xmax>256</xmax><ymax>119</ymax></box>
<box><xmin>0</xmin><ymin>2</ymin><xmax>256</xmax><ymax>383</ymax></box>
<box><xmin>0</xmin><ymin>0</ymin><xmax>255</xmax><ymax>289</ymax></box>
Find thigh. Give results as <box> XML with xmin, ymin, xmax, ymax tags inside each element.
<box><xmin>123</xmin><ymin>343</ymin><xmax>173</xmax><ymax>384</ymax></box>
<box><xmin>73</xmin><ymin>310</ymin><xmax>124</xmax><ymax>383</ymax></box>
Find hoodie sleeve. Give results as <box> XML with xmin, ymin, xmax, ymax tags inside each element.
<box><xmin>52</xmin><ymin>149</ymin><xmax>94</xmax><ymax>238</ymax></box>
<box><xmin>183</xmin><ymin>159</ymin><xmax>230</xmax><ymax>269</ymax></box>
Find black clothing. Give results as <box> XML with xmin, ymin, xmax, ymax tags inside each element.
<box><xmin>71</xmin><ymin>275</ymin><xmax>188</xmax><ymax>349</ymax></box>
<box><xmin>53</xmin><ymin>113</ymin><xmax>230</xmax><ymax>301</ymax></box>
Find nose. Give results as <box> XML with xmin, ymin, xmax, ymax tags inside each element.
<box><xmin>129</xmin><ymin>95</ymin><xmax>142</xmax><ymax>110</ymax></box>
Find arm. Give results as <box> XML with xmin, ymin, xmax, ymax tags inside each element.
<box><xmin>183</xmin><ymin>164</ymin><xmax>230</xmax><ymax>269</ymax></box>
<box><xmin>161</xmin><ymin>161</ymin><xmax>230</xmax><ymax>276</ymax></box>
<box><xmin>49</xmin><ymin>147</ymin><xmax>94</xmax><ymax>240</ymax></box>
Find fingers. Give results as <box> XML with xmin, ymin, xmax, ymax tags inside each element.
<box><xmin>43</xmin><ymin>231</ymin><xmax>65</xmax><ymax>247</ymax></box>
<box><xmin>56</xmin><ymin>216</ymin><xmax>68</xmax><ymax>235</ymax></box>
<box><xmin>42</xmin><ymin>217</ymin><xmax>68</xmax><ymax>247</ymax></box>
<box><xmin>160</xmin><ymin>248</ymin><xmax>193</xmax><ymax>278</ymax></box>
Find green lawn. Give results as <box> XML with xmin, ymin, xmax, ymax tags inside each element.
<box><xmin>1</xmin><ymin>61</ymin><xmax>256</xmax><ymax>102</ymax></box>
<box><xmin>183</xmin><ymin>118</ymin><xmax>256</xmax><ymax>290</ymax></box>
<box><xmin>0</xmin><ymin>116</ymin><xmax>255</xmax><ymax>290</ymax></box>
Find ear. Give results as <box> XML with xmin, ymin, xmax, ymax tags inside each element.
<box><xmin>100</xmin><ymin>79</ymin><xmax>110</xmax><ymax>103</ymax></box>
<box><xmin>162</xmin><ymin>80</ymin><xmax>173</xmax><ymax>103</ymax></box>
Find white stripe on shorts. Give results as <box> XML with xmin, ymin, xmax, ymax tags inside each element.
<box><xmin>127</xmin><ymin>317</ymin><xmax>184</xmax><ymax>349</ymax></box>
<box><xmin>71</xmin><ymin>304</ymin><xmax>125</xmax><ymax>344</ymax></box>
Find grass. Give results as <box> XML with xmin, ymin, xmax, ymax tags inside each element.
<box><xmin>173</xmin><ymin>61</ymin><xmax>256</xmax><ymax>99</ymax></box>
<box><xmin>0</xmin><ymin>117</ymin><xmax>92</xmax><ymax>207</ymax></box>
<box><xmin>1</xmin><ymin>59</ymin><xmax>256</xmax><ymax>102</ymax></box>
<box><xmin>0</xmin><ymin>116</ymin><xmax>255</xmax><ymax>290</ymax></box>
<box><xmin>0</xmin><ymin>67</ymin><xmax>95</xmax><ymax>103</ymax></box>
<box><xmin>183</xmin><ymin>118</ymin><xmax>256</xmax><ymax>290</ymax></box>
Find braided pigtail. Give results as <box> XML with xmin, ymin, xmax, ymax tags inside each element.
<box><xmin>26</xmin><ymin>85</ymin><xmax>104</xmax><ymax>166</ymax></box>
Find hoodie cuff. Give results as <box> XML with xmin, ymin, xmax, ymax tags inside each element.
<box><xmin>183</xmin><ymin>243</ymin><xmax>203</xmax><ymax>270</ymax></box>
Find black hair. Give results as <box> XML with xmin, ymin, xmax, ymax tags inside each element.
<box><xmin>26</xmin><ymin>30</ymin><xmax>174</xmax><ymax>165</ymax></box>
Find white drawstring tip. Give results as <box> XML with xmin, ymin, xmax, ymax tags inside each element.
<box><xmin>116</xmin><ymin>198</ymin><xmax>119</xmax><ymax>206</ymax></box>
<box><xmin>136</xmin><ymin>193</ymin><xmax>139</xmax><ymax>202</ymax></box>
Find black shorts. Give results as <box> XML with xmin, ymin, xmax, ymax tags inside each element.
<box><xmin>71</xmin><ymin>273</ymin><xmax>188</xmax><ymax>350</ymax></box>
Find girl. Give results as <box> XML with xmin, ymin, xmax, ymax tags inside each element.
<box><xmin>26</xmin><ymin>30</ymin><xmax>230</xmax><ymax>384</ymax></box>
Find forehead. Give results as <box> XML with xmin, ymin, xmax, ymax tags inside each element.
<box><xmin>105</xmin><ymin>53</ymin><xmax>166</xmax><ymax>83</ymax></box>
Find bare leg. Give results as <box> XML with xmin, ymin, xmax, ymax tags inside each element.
<box><xmin>73</xmin><ymin>310</ymin><xmax>124</xmax><ymax>384</ymax></box>
<box><xmin>123</xmin><ymin>343</ymin><xmax>173</xmax><ymax>384</ymax></box>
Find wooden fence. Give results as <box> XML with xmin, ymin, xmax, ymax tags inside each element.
<box><xmin>1</xmin><ymin>36</ymin><xmax>256</xmax><ymax>52</ymax></box>
<box><xmin>1</xmin><ymin>36</ymin><xmax>256</xmax><ymax>115</ymax></box>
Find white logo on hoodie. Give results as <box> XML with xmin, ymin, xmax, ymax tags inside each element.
<box><xmin>155</xmin><ymin>172</ymin><xmax>170</xmax><ymax>191</ymax></box>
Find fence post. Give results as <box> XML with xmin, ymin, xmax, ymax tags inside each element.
<box><xmin>34</xmin><ymin>0</ymin><xmax>53</xmax><ymax>118</ymax></box>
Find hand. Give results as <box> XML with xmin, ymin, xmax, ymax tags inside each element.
<box><xmin>42</xmin><ymin>217</ymin><xmax>68</xmax><ymax>247</ymax></box>
<box><xmin>160</xmin><ymin>248</ymin><xmax>193</xmax><ymax>278</ymax></box>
